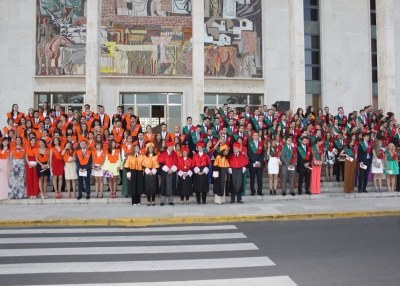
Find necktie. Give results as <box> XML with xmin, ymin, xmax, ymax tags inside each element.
<box><xmin>289</xmin><ymin>146</ymin><xmax>292</xmax><ymax>153</ymax></box>
<box><xmin>117</xmin><ymin>128</ymin><xmax>120</xmax><ymax>133</ymax></box>
<box><xmin>197</xmin><ymin>133</ymin><xmax>200</xmax><ymax>141</ymax></box>
<box><xmin>87</xmin><ymin>116</ymin><xmax>90</xmax><ymax>120</ymax></box>
<box><xmin>45</xmin><ymin>125</ymin><xmax>49</xmax><ymax>129</ymax></box>
<box><xmin>304</xmin><ymin>146</ymin><xmax>306</xmax><ymax>152</ymax></box>
<box><xmin>236</xmin><ymin>154</ymin><xmax>238</xmax><ymax>158</ymax></box>
<box><xmin>82</xmin><ymin>150</ymin><xmax>85</xmax><ymax>156</ymax></box>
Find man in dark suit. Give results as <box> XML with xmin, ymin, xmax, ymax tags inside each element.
<box><xmin>247</xmin><ymin>132</ymin><xmax>264</xmax><ymax>196</ymax></box>
<box><xmin>186</xmin><ymin>125</ymin><xmax>205</xmax><ymax>157</ymax></box>
<box><xmin>76</xmin><ymin>140</ymin><xmax>92</xmax><ymax>199</ymax></box>
<box><xmin>334</xmin><ymin>132</ymin><xmax>346</xmax><ymax>181</ymax></box>
<box><xmin>358</xmin><ymin>133</ymin><xmax>372</xmax><ymax>193</ymax></box>
<box><xmin>297</xmin><ymin>136</ymin><xmax>313</xmax><ymax>195</ymax></box>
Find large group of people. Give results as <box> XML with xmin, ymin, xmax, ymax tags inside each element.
<box><xmin>0</xmin><ymin>102</ymin><xmax>399</xmax><ymax>206</ymax></box>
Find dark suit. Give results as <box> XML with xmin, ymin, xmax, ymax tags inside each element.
<box><xmin>334</xmin><ymin>139</ymin><xmax>345</xmax><ymax>181</ymax></box>
<box><xmin>247</xmin><ymin>141</ymin><xmax>265</xmax><ymax>195</ymax></box>
<box><xmin>76</xmin><ymin>150</ymin><xmax>92</xmax><ymax>197</ymax></box>
<box><xmin>358</xmin><ymin>141</ymin><xmax>372</xmax><ymax>192</ymax></box>
<box><xmin>297</xmin><ymin>145</ymin><xmax>313</xmax><ymax>194</ymax></box>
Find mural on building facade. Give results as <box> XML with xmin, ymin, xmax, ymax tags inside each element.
<box><xmin>204</xmin><ymin>0</ymin><xmax>262</xmax><ymax>78</ymax></box>
<box><xmin>101</xmin><ymin>0</ymin><xmax>192</xmax><ymax>76</ymax></box>
<box><xmin>36</xmin><ymin>0</ymin><xmax>89</xmax><ymax>76</ymax></box>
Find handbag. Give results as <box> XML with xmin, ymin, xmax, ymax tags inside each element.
<box><xmin>103</xmin><ymin>170</ymin><xmax>114</xmax><ymax>178</ymax></box>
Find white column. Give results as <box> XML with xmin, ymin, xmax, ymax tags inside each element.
<box><xmin>289</xmin><ymin>0</ymin><xmax>306</xmax><ymax>110</ymax></box>
<box><xmin>86</xmin><ymin>0</ymin><xmax>102</xmax><ymax>108</ymax></box>
<box><xmin>376</xmin><ymin>0</ymin><xmax>397</xmax><ymax>115</ymax></box>
<box><xmin>191</xmin><ymin>0</ymin><xmax>205</xmax><ymax>125</ymax></box>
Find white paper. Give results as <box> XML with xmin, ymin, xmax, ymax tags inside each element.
<box><xmin>332</xmin><ymin>148</ymin><xmax>338</xmax><ymax>155</ymax></box>
<box><xmin>213</xmin><ymin>171</ymin><xmax>219</xmax><ymax>178</ymax></box>
<box><xmin>288</xmin><ymin>166</ymin><xmax>295</xmax><ymax>171</ymax></box>
<box><xmin>151</xmin><ymin>168</ymin><xmax>157</xmax><ymax>175</ymax></box>
<box><xmin>346</xmin><ymin>157</ymin><xmax>354</xmax><ymax>162</ymax></box>
<box><xmin>145</xmin><ymin>168</ymin><xmax>151</xmax><ymax>175</ymax></box>
<box><xmin>203</xmin><ymin>167</ymin><xmax>209</xmax><ymax>174</ymax></box>
<box><xmin>308</xmin><ymin>167</ymin><xmax>313</xmax><ymax>171</ymax></box>
<box><xmin>79</xmin><ymin>170</ymin><xmax>87</xmax><ymax>177</ymax></box>
<box><xmin>187</xmin><ymin>170</ymin><xmax>193</xmax><ymax>177</ymax></box>
<box><xmin>178</xmin><ymin>171</ymin><xmax>184</xmax><ymax>177</ymax></box>
<box><xmin>127</xmin><ymin>172</ymin><xmax>131</xmax><ymax>178</ymax></box>
<box><xmin>171</xmin><ymin>165</ymin><xmax>177</xmax><ymax>172</ymax></box>
<box><xmin>162</xmin><ymin>165</ymin><xmax>169</xmax><ymax>172</ymax></box>
<box><xmin>242</xmin><ymin>167</ymin><xmax>246</xmax><ymax>173</ymax></box>
<box><xmin>360</xmin><ymin>163</ymin><xmax>367</xmax><ymax>170</ymax></box>
<box><xmin>29</xmin><ymin>161</ymin><xmax>37</xmax><ymax>167</ymax></box>
<box><xmin>386</xmin><ymin>169</ymin><xmax>393</xmax><ymax>174</ymax></box>
<box><xmin>228</xmin><ymin>168</ymin><xmax>232</xmax><ymax>174</ymax></box>
<box><xmin>194</xmin><ymin>167</ymin><xmax>200</xmax><ymax>174</ymax></box>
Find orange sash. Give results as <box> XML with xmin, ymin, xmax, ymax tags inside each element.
<box><xmin>92</xmin><ymin>150</ymin><xmax>106</xmax><ymax>164</ymax></box>
<box><xmin>0</xmin><ymin>149</ymin><xmax>11</xmax><ymax>159</ymax></box>
<box><xmin>11</xmin><ymin>147</ymin><xmax>25</xmax><ymax>159</ymax></box>
<box><xmin>77</xmin><ymin>149</ymin><xmax>91</xmax><ymax>165</ymax></box>
<box><xmin>34</xmin><ymin>148</ymin><xmax>50</xmax><ymax>163</ymax></box>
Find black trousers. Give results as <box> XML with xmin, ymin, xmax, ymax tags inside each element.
<box><xmin>147</xmin><ymin>194</ymin><xmax>155</xmax><ymax>202</ymax></box>
<box><xmin>196</xmin><ymin>192</ymin><xmax>207</xmax><ymax>203</ymax></box>
<box><xmin>131</xmin><ymin>194</ymin><xmax>141</xmax><ymax>205</ymax></box>
<box><xmin>231</xmin><ymin>192</ymin><xmax>242</xmax><ymax>202</ymax></box>
<box><xmin>334</xmin><ymin>158</ymin><xmax>345</xmax><ymax>181</ymax></box>
<box><xmin>249</xmin><ymin>166</ymin><xmax>263</xmax><ymax>194</ymax></box>
<box><xmin>181</xmin><ymin>195</ymin><xmax>190</xmax><ymax>201</ymax></box>
<box><xmin>298</xmin><ymin>166</ymin><xmax>311</xmax><ymax>194</ymax></box>
<box><xmin>358</xmin><ymin>162</ymin><xmax>371</xmax><ymax>192</ymax></box>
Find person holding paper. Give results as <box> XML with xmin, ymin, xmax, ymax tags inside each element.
<box><xmin>384</xmin><ymin>143</ymin><xmax>399</xmax><ymax>192</ymax></box>
<box><xmin>311</xmin><ymin>138</ymin><xmax>324</xmax><ymax>194</ymax></box>
<box><xmin>76</xmin><ymin>140</ymin><xmax>92</xmax><ymax>200</ymax></box>
<box><xmin>323</xmin><ymin>132</ymin><xmax>335</xmax><ymax>182</ymax></box>
<box><xmin>228</xmin><ymin>142</ymin><xmax>249</xmax><ymax>204</ymax></box>
<box><xmin>62</xmin><ymin>141</ymin><xmax>77</xmax><ymax>198</ymax></box>
<box><xmin>141</xmin><ymin>143</ymin><xmax>159</xmax><ymax>206</ymax></box>
<box><xmin>213</xmin><ymin>144</ymin><xmax>230</xmax><ymax>205</ymax></box>
<box><xmin>121</xmin><ymin>136</ymin><xmax>133</xmax><ymax>198</ymax></box>
<box><xmin>124</xmin><ymin>145</ymin><xmax>144</xmax><ymax>205</ymax></box>
<box><xmin>157</xmin><ymin>140</ymin><xmax>179</xmax><ymax>206</ymax></box>
<box><xmin>371</xmin><ymin>139</ymin><xmax>384</xmax><ymax>192</ymax></box>
<box><xmin>280</xmin><ymin>136</ymin><xmax>297</xmax><ymax>196</ymax></box>
<box><xmin>103</xmin><ymin>140</ymin><xmax>122</xmax><ymax>199</ymax></box>
<box><xmin>247</xmin><ymin>132</ymin><xmax>265</xmax><ymax>196</ymax></box>
<box><xmin>340</xmin><ymin>139</ymin><xmax>357</xmax><ymax>193</ymax></box>
<box><xmin>35</xmin><ymin>139</ymin><xmax>50</xmax><ymax>199</ymax></box>
<box><xmin>192</xmin><ymin>142</ymin><xmax>211</xmax><ymax>204</ymax></box>
<box><xmin>297</xmin><ymin>136</ymin><xmax>313</xmax><ymax>195</ymax></box>
<box><xmin>357</xmin><ymin>133</ymin><xmax>372</xmax><ymax>193</ymax></box>
<box><xmin>177</xmin><ymin>146</ymin><xmax>193</xmax><ymax>205</ymax></box>
<box><xmin>91</xmin><ymin>142</ymin><xmax>106</xmax><ymax>198</ymax></box>
<box><xmin>334</xmin><ymin>132</ymin><xmax>346</xmax><ymax>182</ymax></box>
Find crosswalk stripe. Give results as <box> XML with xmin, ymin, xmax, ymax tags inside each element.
<box><xmin>1</xmin><ymin>256</ymin><xmax>275</xmax><ymax>275</ymax></box>
<box><xmin>0</xmin><ymin>243</ymin><xmax>258</xmax><ymax>257</ymax></box>
<box><xmin>0</xmin><ymin>225</ymin><xmax>237</xmax><ymax>235</ymax></box>
<box><xmin>0</xmin><ymin>233</ymin><xmax>246</xmax><ymax>244</ymax></box>
<box><xmin>26</xmin><ymin>276</ymin><xmax>298</xmax><ymax>286</ymax></box>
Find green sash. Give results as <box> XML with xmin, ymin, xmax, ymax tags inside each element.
<box><xmin>317</xmin><ymin>116</ymin><xmax>323</xmax><ymax>125</ymax></box>
<box><xmin>297</xmin><ymin>145</ymin><xmax>310</xmax><ymax>160</ymax></box>
<box><xmin>283</xmin><ymin>144</ymin><xmax>295</xmax><ymax>164</ymax></box>
<box><xmin>203</xmin><ymin>148</ymin><xmax>209</xmax><ymax>154</ymax></box>
<box><xmin>249</xmin><ymin>140</ymin><xmax>261</xmax><ymax>155</ymax></box>
<box><xmin>312</xmin><ymin>145</ymin><xmax>321</xmax><ymax>160</ymax></box>
<box><xmin>324</xmin><ymin>141</ymin><xmax>332</xmax><ymax>150</ymax></box>
<box><xmin>269</xmin><ymin>127</ymin><xmax>276</xmax><ymax>136</ymax></box>
<box><xmin>333</xmin><ymin>126</ymin><xmax>340</xmax><ymax>134</ymax></box>
<box><xmin>344</xmin><ymin>146</ymin><xmax>354</xmax><ymax>158</ymax></box>
<box><xmin>385</xmin><ymin>150</ymin><xmax>398</xmax><ymax>161</ymax></box>
<box><xmin>190</xmin><ymin>131</ymin><xmax>199</xmax><ymax>144</ymax></box>
<box><xmin>335</xmin><ymin>139</ymin><xmax>343</xmax><ymax>149</ymax></box>
<box><xmin>335</xmin><ymin>115</ymin><xmax>346</xmax><ymax>125</ymax></box>
<box><xmin>357</xmin><ymin>116</ymin><xmax>363</xmax><ymax>123</ymax></box>
<box><xmin>252</xmin><ymin>116</ymin><xmax>260</xmax><ymax>131</ymax></box>
<box><xmin>183</xmin><ymin>126</ymin><xmax>189</xmax><ymax>134</ymax></box>
<box><xmin>264</xmin><ymin>116</ymin><xmax>272</xmax><ymax>126</ymax></box>
<box><xmin>360</xmin><ymin>141</ymin><xmax>369</xmax><ymax>153</ymax></box>
<box><xmin>269</xmin><ymin>148</ymin><xmax>275</xmax><ymax>157</ymax></box>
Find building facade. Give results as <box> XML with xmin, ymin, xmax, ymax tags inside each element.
<box><xmin>0</xmin><ymin>0</ymin><xmax>400</xmax><ymax>132</ymax></box>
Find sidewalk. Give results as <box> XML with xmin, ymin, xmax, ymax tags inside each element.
<box><xmin>1</xmin><ymin>197</ymin><xmax>399</xmax><ymax>227</ymax></box>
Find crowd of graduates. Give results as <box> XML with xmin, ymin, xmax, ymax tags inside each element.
<box><xmin>0</xmin><ymin>102</ymin><xmax>399</xmax><ymax>205</ymax></box>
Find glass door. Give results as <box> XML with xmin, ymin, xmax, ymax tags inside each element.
<box><xmin>136</xmin><ymin>104</ymin><xmax>166</xmax><ymax>132</ymax></box>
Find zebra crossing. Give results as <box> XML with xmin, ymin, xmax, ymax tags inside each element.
<box><xmin>0</xmin><ymin>225</ymin><xmax>298</xmax><ymax>285</ymax></box>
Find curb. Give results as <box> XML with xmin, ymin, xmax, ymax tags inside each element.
<box><xmin>1</xmin><ymin>210</ymin><xmax>400</xmax><ymax>227</ymax></box>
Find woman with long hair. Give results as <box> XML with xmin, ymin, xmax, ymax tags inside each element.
<box><xmin>144</xmin><ymin>125</ymin><xmax>155</xmax><ymax>143</ymax></box>
<box><xmin>26</xmin><ymin>137</ymin><xmax>39</xmax><ymax>199</ymax></box>
<box><xmin>305</xmin><ymin>106</ymin><xmax>315</xmax><ymax>120</ymax></box>
<box><xmin>267</xmin><ymin>137</ymin><xmax>282</xmax><ymax>195</ymax></box>
<box><xmin>7</xmin><ymin>104</ymin><xmax>25</xmax><ymax>126</ymax></box>
<box><xmin>311</xmin><ymin>138</ymin><xmax>324</xmax><ymax>194</ymax></box>
<box><xmin>384</xmin><ymin>143</ymin><xmax>399</xmax><ymax>192</ymax></box>
<box><xmin>323</xmin><ymin>132</ymin><xmax>335</xmax><ymax>181</ymax></box>
<box><xmin>35</xmin><ymin>139</ymin><xmax>50</xmax><ymax>199</ymax></box>
<box><xmin>142</xmin><ymin>143</ymin><xmax>159</xmax><ymax>206</ymax></box>
<box><xmin>340</xmin><ymin>138</ymin><xmax>357</xmax><ymax>193</ymax></box>
<box><xmin>17</xmin><ymin>117</ymin><xmax>27</xmax><ymax>138</ymax></box>
<box><xmin>91</xmin><ymin>142</ymin><xmax>106</xmax><ymax>198</ymax></box>
<box><xmin>8</xmin><ymin>137</ymin><xmax>26</xmax><ymax>199</ymax></box>
<box><xmin>50</xmin><ymin>137</ymin><xmax>64</xmax><ymax>199</ymax></box>
<box><xmin>201</xmin><ymin>106</ymin><xmax>211</xmax><ymax>121</ymax></box>
<box><xmin>124</xmin><ymin>145</ymin><xmax>144</xmax><ymax>205</ymax></box>
<box><xmin>121</xmin><ymin>136</ymin><xmax>133</xmax><ymax>198</ymax></box>
<box><xmin>0</xmin><ymin>137</ymin><xmax>11</xmax><ymax>200</ymax></box>
<box><xmin>62</xmin><ymin>141</ymin><xmax>77</xmax><ymax>198</ymax></box>
<box><xmin>371</xmin><ymin>139</ymin><xmax>384</xmax><ymax>192</ymax></box>
<box><xmin>40</xmin><ymin>102</ymin><xmax>50</xmax><ymax>118</ymax></box>
<box><xmin>103</xmin><ymin>140</ymin><xmax>121</xmax><ymax>198</ymax></box>
<box><xmin>25</xmin><ymin>108</ymin><xmax>35</xmax><ymax>121</ymax></box>
<box><xmin>213</xmin><ymin>144</ymin><xmax>230</xmax><ymax>205</ymax></box>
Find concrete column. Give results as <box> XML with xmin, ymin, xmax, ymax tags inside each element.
<box><xmin>289</xmin><ymin>0</ymin><xmax>306</xmax><ymax>110</ymax></box>
<box><xmin>85</xmin><ymin>0</ymin><xmax>102</xmax><ymax>109</ymax></box>
<box><xmin>376</xmin><ymin>0</ymin><xmax>397</xmax><ymax>115</ymax></box>
<box><xmin>191</xmin><ymin>0</ymin><xmax>205</xmax><ymax>125</ymax></box>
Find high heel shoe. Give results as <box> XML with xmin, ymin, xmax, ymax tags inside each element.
<box><xmin>270</xmin><ymin>190</ymin><xmax>273</xmax><ymax>195</ymax></box>
<box><xmin>273</xmin><ymin>190</ymin><xmax>277</xmax><ymax>196</ymax></box>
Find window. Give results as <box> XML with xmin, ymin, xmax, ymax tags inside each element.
<box><xmin>306</xmin><ymin>94</ymin><xmax>321</xmax><ymax>108</ymax></box>
<box><xmin>121</xmin><ymin>93</ymin><xmax>182</xmax><ymax>133</ymax></box>
<box><xmin>304</xmin><ymin>0</ymin><xmax>319</xmax><ymax>22</ymax></box>
<box><xmin>204</xmin><ymin>94</ymin><xmax>263</xmax><ymax>114</ymax></box>
<box><xmin>304</xmin><ymin>35</ymin><xmax>321</xmax><ymax>81</ymax></box>
<box><xmin>35</xmin><ymin>93</ymin><xmax>85</xmax><ymax>113</ymax></box>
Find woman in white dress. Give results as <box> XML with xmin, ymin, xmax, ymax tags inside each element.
<box><xmin>91</xmin><ymin>142</ymin><xmax>106</xmax><ymax>198</ymax></box>
<box><xmin>266</xmin><ymin>137</ymin><xmax>282</xmax><ymax>196</ymax></box>
<box><xmin>371</xmin><ymin>139</ymin><xmax>384</xmax><ymax>192</ymax></box>
<box><xmin>61</xmin><ymin>142</ymin><xmax>78</xmax><ymax>198</ymax></box>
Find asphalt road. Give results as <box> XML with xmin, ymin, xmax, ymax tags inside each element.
<box><xmin>0</xmin><ymin>217</ymin><xmax>400</xmax><ymax>286</ymax></box>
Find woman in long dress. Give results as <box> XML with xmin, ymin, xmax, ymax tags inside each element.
<box><xmin>384</xmin><ymin>143</ymin><xmax>399</xmax><ymax>192</ymax></box>
<box><xmin>26</xmin><ymin>137</ymin><xmax>39</xmax><ymax>199</ymax></box>
<box><xmin>50</xmin><ymin>137</ymin><xmax>64</xmax><ymax>199</ymax></box>
<box><xmin>311</xmin><ymin>138</ymin><xmax>324</xmax><ymax>194</ymax></box>
<box><xmin>371</xmin><ymin>139</ymin><xmax>384</xmax><ymax>192</ymax></box>
<box><xmin>213</xmin><ymin>144</ymin><xmax>230</xmax><ymax>205</ymax></box>
<box><xmin>62</xmin><ymin>142</ymin><xmax>77</xmax><ymax>198</ymax></box>
<box><xmin>177</xmin><ymin>146</ymin><xmax>193</xmax><ymax>205</ymax></box>
<box><xmin>142</xmin><ymin>143</ymin><xmax>159</xmax><ymax>206</ymax></box>
<box><xmin>121</xmin><ymin>136</ymin><xmax>133</xmax><ymax>198</ymax></box>
<box><xmin>35</xmin><ymin>139</ymin><xmax>50</xmax><ymax>199</ymax></box>
<box><xmin>266</xmin><ymin>138</ymin><xmax>282</xmax><ymax>195</ymax></box>
<box><xmin>91</xmin><ymin>142</ymin><xmax>106</xmax><ymax>198</ymax></box>
<box><xmin>340</xmin><ymin>139</ymin><xmax>357</xmax><ymax>193</ymax></box>
<box><xmin>323</xmin><ymin>132</ymin><xmax>335</xmax><ymax>181</ymax></box>
<box><xmin>124</xmin><ymin>145</ymin><xmax>144</xmax><ymax>206</ymax></box>
<box><xmin>0</xmin><ymin>137</ymin><xmax>11</xmax><ymax>200</ymax></box>
<box><xmin>102</xmin><ymin>140</ymin><xmax>121</xmax><ymax>198</ymax></box>
<box><xmin>8</xmin><ymin>137</ymin><xmax>26</xmax><ymax>199</ymax></box>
